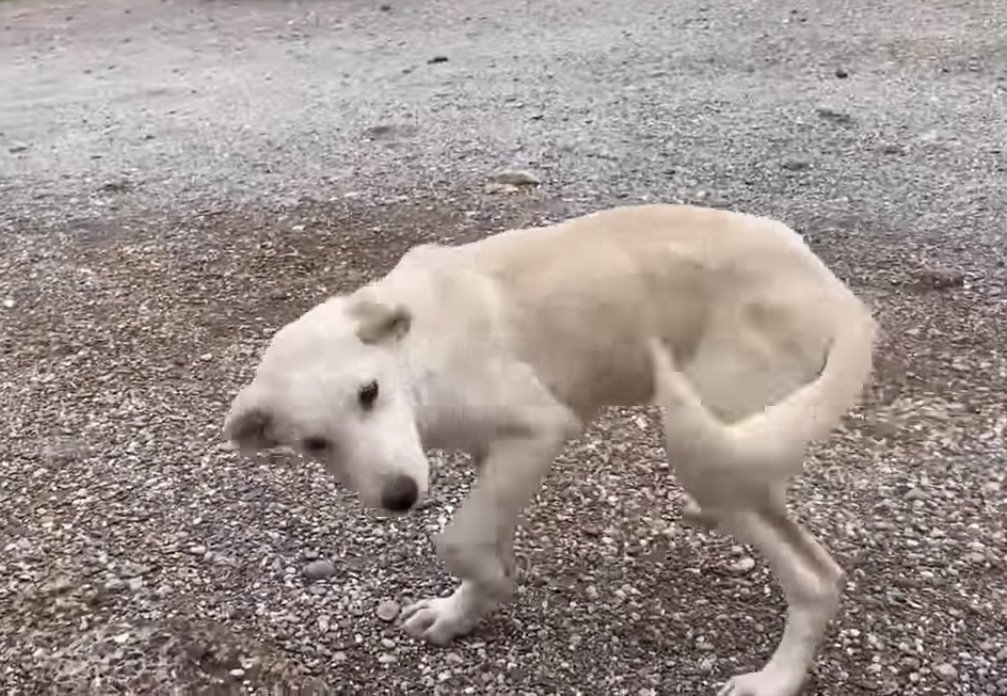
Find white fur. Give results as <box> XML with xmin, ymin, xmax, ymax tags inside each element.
<box><xmin>223</xmin><ymin>204</ymin><xmax>877</xmax><ymax>696</ymax></box>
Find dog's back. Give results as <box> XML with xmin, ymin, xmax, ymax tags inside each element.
<box><xmin>454</xmin><ymin>204</ymin><xmax>873</xmax><ymax>422</ymax></box>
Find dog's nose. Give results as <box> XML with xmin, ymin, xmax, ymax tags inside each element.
<box><xmin>380</xmin><ymin>474</ymin><xmax>419</xmax><ymax>512</ymax></box>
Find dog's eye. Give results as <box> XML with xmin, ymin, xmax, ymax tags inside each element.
<box><xmin>358</xmin><ymin>380</ymin><xmax>379</xmax><ymax>410</ymax></box>
<box><xmin>302</xmin><ymin>437</ymin><xmax>330</xmax><ymax>454</ymax></box>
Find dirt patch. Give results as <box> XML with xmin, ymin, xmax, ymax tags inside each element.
<box><xmin>2</xmin><ymin>192</ymin><xmax>1005</xmax><ymax>695</ymax></box>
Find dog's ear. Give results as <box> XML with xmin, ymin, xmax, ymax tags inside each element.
<box><xmin>350</xmin><ymin>299</ymin><xmax>412</xmax><ymax>345</ymax></box>
<box><xmin>223</xmin><ymin>386</ymin><xmax>278</xmax><ymax>452</ymax></box>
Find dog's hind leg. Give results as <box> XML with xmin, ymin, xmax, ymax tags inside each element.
<box><xmin>713</xmin><ymin>505</ymin><xmax>844</xmax><ymax>696</ymax></box>
<box><xmin>400</xmin><ymin>425</ymin><xmax>569</xmax><ymax>644</ymax></box>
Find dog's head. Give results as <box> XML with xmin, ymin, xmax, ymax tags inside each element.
<box><xmin>223</xmin><ymin>295</ymin><xmax>429</xmax><ymax>513</ymax></box>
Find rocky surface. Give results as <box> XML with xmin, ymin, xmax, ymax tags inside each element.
<box><xmin>1</xmin><ymin>0</ymin><xmax>1005</xmax><ymax>694</ymax></box>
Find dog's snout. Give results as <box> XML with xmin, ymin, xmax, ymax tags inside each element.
<box><xmin>380</xmin><ymin>474</ymin><xmax>419</xmax><ymax>512</ymax></box>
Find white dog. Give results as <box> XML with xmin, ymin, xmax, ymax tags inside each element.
<box><xmin>223</xmin><ymin>204</ymin><xmax>877</xmax><ymax>696</ymax></box>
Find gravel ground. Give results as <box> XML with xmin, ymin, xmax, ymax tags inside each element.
<box><xmin>1</xmin><ymin>0</ymin><xmax>1005</xmax><ymax>694</ymax></box>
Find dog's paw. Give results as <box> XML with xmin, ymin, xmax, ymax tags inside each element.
<box><xmin>717</xmin><ymin>668</ymin><xmax>804</xmax><ymax>696</ymax></box>
<box><xmin>400</xmin><ymin>595</ymin><xmax>479</xmax><ymax>645</ymax></box>
<box><xmin>681</xmin><ymin>495</ymin><xmax>721</xmax><ymax>531</ymax></box>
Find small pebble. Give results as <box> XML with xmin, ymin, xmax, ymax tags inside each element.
<box><xmin>729</xmin><ymin>557</ymin><xmax>756</xmax><ymax>574</ymax></box>
<box><xmin>118</xmin><ymin>561</ymin><xmax>147</xmax><ymax>578</ymax></box>
<box><xmin>934</xmin><ymin>663</ymin><xmax>958</xmax><ymax>682</ymax></box>
<box><xmin>916</xmin><ymin>265</ymin><xmax>965</xmax><ymax>290</ymax></box>
<box><xmin>42</xmin><ymin>576</ymin><xmax>74</xmax><ymax>594</ymax></box>
<box><xmin>816</xmin><ymin>107</ymin><xmax>855</xmax><ymax>125</ymax></box>
<box><xmin>303</xmin><ymin>559</ymin><xmax>337</xmax><ymax>581</ymax></box>
<box><xmin>897</xmin><ymin>658</ymin><xmax>918</xmax><ymax>676</ymax></box>
<box><xmin>781</xmin><ymin>158</ymin><xmax>811</xmax><ymax>171</ymax></box>
<box><xmin>376</xmin><ymin>599</ymin><xmax>400</xmax><ymax>622</ymax></box>
<box><xmin>484</xmin><ymin>182</ymin><xmax>521</xmax><ymax>195</ymax></box>
<box><xmin>489</xmin><ymin>169</ymin><xmax>541</xmax><ymax>186</ymax></box>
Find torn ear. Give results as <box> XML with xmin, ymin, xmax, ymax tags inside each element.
<box><xmin>350</xmin><ymin>299</ymin><xmax>412</xmax><ymax>345</ymax></box>
<box><xmin>223</xmin><ymin>387</ymin><xmax>278</xmax><ymax>452</ymax></box>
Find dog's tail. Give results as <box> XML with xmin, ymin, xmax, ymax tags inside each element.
<box><xmin>647</xmin><ymin>307</ymin><xmax>877</xmax><ymax>480</ymax></box>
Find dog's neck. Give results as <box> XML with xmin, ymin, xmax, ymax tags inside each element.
<box><xmin>400</xmin><ymin>316</ymin><xmax>508</xmax><ymax>454</ymax></box>
<box><xmin>373</xmin><ymin>245</ymin><xmax>513</xmax><ymax>453</ymax></box>
<box><xmin>396</xmin><ymin>324</ymin><xmax>493</xmax><ymax>453</ymax></box>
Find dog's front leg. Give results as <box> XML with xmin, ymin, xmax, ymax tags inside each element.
<box><xmin>401</xmin><ymin>429</ymin><xmax>565</xmax><ymax>645</ymax></box>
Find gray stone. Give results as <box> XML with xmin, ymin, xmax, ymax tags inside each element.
<box><xmin>729</xmin><ymin>557</ymin><xmax>756</xmax><ymax>574</ymax></box>
<box><xmin>934</xmin><ymin>663</ymin><xmax>958</xmax><ymax>682</ymax></box>
<box><xmin>376</xmin><ymin>599</ymin><xmax>400</xmax><ymax>622</ymax></box>
<box><xmin>484</xmin><ymin>182</ymin><xmax>520</xmax><ymax>195</ymax></box>
<box><xmin>303</xmin><ymin>559</ymin><xmax>337</xmax><ymax>581</ymax></box>
<box><xmin>489</xmin><ymin>169</ymin><xmax>541</xmax><ymax>186</ymax></box>
<box><xmin>781</xmin><ymin>158</ymin><xmax>811</xmax><ymax>171</ymax></box>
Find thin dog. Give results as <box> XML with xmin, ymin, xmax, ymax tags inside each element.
<box><xmin>223</xmin><ymin>204</ymin><xmax>877</xmax><ymax>696</ymax></box>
